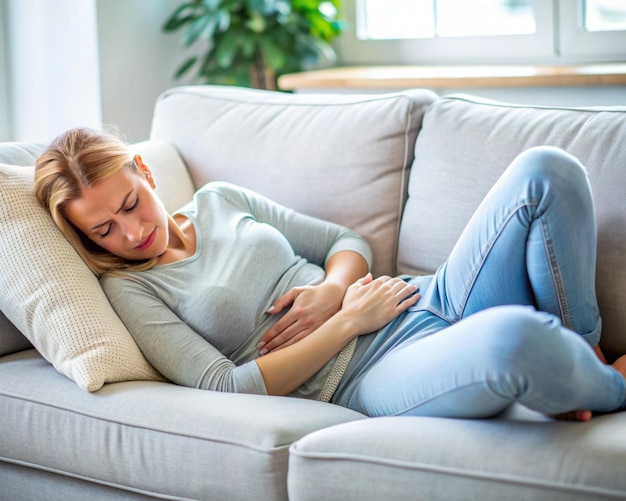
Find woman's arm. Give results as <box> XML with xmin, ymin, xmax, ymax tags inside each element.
<box><xmin>257</xmin><ymin>250</ymin><xmax>369</xmax><ymax>353</ymax></box>
<box><xmin>101</xmin><ymin>276</ymin><xmax>267</xmax><ymax>394</ymax></box>
<box><xmin>256</xmin><ymin>275</ymin><xmax>419</xmax><ymax>396</ymax></box>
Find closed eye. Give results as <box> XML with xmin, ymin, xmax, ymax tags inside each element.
<box><xmin>125</xmin><ymin>196</ymin><xmax>139</xmax><ymax>213</ymax></box>
<box><xmin>98</xmin><ymin>196</ymin><xmax>139</xmax><ymax>238</ymax></box>
<box><xmin>99</xmin><ymin>223</ymin><xmax>112</xmax><ymax>239</ymax></box>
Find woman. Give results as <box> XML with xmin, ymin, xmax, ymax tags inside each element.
<box><xmin>35</xmin><ymin>127</ymin><xmax>626</xmax><ymax>420</ymax></box>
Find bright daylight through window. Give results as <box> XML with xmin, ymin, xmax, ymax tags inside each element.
<box><xmin>359</xmin><ymin>0</ymin><xmax>536</xmax><ymax>39</ymax></box>
<box><xmin>585</xmin><ymin>0</ymin><xmax>626</xmax><ymax>31</ymax></box>
<box><xmin>359</xmin><ymin>0</ymin><xmax>626</xmax><ymax>40</ymax></box>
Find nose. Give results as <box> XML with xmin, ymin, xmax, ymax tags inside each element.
<box><xmin>121</xmin><ymin>218</ymin><xmax>143</xmax><ymax>243</ymax></box>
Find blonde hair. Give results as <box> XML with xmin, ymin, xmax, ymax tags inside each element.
<box><xmin>34</xmin><ymin>127</ymin><xmax>158</xmax><ymax>277</ymax></box>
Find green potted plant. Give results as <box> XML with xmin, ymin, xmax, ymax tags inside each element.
<box><xmin>163</xmin><ymin>0</ymin><xmax>345</xmax><ymax>90</ymax></box>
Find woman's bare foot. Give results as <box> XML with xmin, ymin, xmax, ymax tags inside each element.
<box><xmin>612</xmin><ymin>354</ymin><xmax>626</xmax><ymax>379</ymax></box>
<box><xmin>554</xmin><ymin>409</ymin><xmax>593</xmax><ymax>422</ymax></box>
<box><xmin>552</xmin><ymin>352</ymin><xmax>626</xmax><ymax>421</ymax></box>
<box><xmin>551</xmin><ymin>350</ymin><xmax>626</xmax><ymax>422</ymax></box>
<box><xmin>594</xmin><ymin>344</ymin><xmax>608</xmax><ymax>364</ymax></box>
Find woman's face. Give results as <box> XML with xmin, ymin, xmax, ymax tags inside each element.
<box><xmin>64</xmin><ymin>160</ymin><xmax>170</xmax><ymax>261</ymax></box>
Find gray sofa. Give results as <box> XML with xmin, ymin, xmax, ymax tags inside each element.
<box><xmin>1</xmin><ymin>85</ymin><xmax>625</xmax><ymax>500</ymax></box>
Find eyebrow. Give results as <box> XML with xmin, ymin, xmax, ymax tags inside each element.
<box><xmin>89</xmin><ymin>190</ymin><xmax>134</xmax><ymax>232</ymax></box>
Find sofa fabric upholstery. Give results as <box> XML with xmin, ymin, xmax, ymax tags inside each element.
<box><xmin>0</xmin><ymin>350</ymin><xmax>364</xmax><ymax>499</ymax></box>
<box><xmin>0</xmin><ymin>309</ymin><xmax>32</xmax><ymax>356</ymax></box>
<box><xmin>288</xmin><ymin>412</ymin><xmax>626</xmax><ymax>501</ymax></box>
<box><xmin>150</xmin><ymin>85</ymin><xmax>438</xmax><ymax>277</ymax></box>
<box><xmin>1</xmin><ymin>86</ymin><xmax>625</xmax><ymax>499</ymax></box>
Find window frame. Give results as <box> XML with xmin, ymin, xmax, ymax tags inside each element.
<box><xmin>338</xmin><ymin>0</ymin><xmax>626</xmax><ymax>66</ymax></box>
<box><xmin>559</xmin><ymin>0</ymin><xmax>626</xmax><ymax>59</ymax></box>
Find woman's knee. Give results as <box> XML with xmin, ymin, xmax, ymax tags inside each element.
<box><xmin>468</xmin><ymin>305</ymin><xmax>564</xmax><ymax>363</ymax></box>
<box><xmin>513</xmin><ymin>146</ymin><xmax>587</xmax><ymax>187</ymax></box>
<box><xmin>508</xmin><ymin>146</ymin><xmax>593</xmax><ymax>209</ymax></box>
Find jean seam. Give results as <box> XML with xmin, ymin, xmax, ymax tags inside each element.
<box><xmin>407</xmin><ymin>305</ymin><xmax>455</xmax><ymax>325</ymax></box>
<box><xmin>540</xmin><ymin>217</ymin><xmax>572</xmax><ymax>330</ymax></box>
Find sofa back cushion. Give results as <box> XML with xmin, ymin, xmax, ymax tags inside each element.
<box><xmin>150</xmin><ymin>85</ymin><xmax>437</xmax><ymax>277</ymax></box>
<box><xmin>398</xmin><ymin>94</ymin><xmax>626</xmax><ymax>358</ymax></box>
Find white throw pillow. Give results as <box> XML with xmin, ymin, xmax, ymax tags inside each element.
<box><xmin>0</xmin><ymin>162</ymin><xmax>165</xmax><ymax>391</ymax></box>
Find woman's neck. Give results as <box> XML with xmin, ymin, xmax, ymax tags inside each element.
<box><xmin>157</xmin><ymin>214</ymin><xmax>196</xmax><ymax>265</ymax></box>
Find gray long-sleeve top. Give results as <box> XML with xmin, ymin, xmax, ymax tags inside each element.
<box><xmin>101</xmin><ymin>182</ymin><xmax>372</xmax><ymax>399</ymax></box>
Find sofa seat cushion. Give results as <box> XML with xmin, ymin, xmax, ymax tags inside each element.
<box><xmin>0</xmin><ymin>350</ymin><xmax>365</xmax><ymax>500</ymax></box>
<box><xmin>399</xmin><ymin>95</ymin><xmax>626</xmax><ymax>358</ymax></box>
<box><xmin>288</xmin><ymin>413</ymin><xmax>626</xmax><ymax>501</ymax></box>
<box><xmin>150</xmin><ymin>85</ymin><xmax>437</xmax><ymax>277</ymax></box>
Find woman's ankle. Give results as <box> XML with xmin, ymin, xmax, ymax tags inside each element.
<box><xmin>612</xmin><ymin>354</ymin><xmax>626</xmax><ymax>380</ymax></box>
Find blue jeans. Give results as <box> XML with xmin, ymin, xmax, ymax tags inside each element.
<box><xmin>334</xmin><ymin>147</ymin><xmax>626</xmax><ymax>417</ymax></box>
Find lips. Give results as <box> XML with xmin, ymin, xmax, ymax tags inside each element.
<box><xmin>135</xmin><ymin>228</ymin><xmax>157</xmax><ymax>251</ymax></box>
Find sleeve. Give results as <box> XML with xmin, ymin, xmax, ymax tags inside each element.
<box><xmin>214</xmin><ymin>182</ymin><xmax>373</xmax><ymax>269</ymax></box>
<box><xmin>101</xmin><ymin>275</ymin><xmax>268</xmax><ymax>395</ymax></box>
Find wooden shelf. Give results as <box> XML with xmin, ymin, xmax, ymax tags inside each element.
<box><xmin>278</xmin><ymin>63</ymin><xmax>626</xmax><ymax>90</ymax></box>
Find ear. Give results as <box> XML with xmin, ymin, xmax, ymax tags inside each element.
<box><xmin>134</xmin><ymin>154</ymin><xmax>156</xmax><ymax>190</ymax></box>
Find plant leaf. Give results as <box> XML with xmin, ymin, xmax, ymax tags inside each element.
<box><xmin>239</xmin><ymin>32</ymin><xmax>258</xmax><ymax>57</ymax></box>
<box><xmin>217</xmin><ymin>9</ymin><xmax>232</xmax><ymax>31</ymax></box>
<box><xmin>163</xmin><ymin>2</ymin><xmax>199</xmax><ymax>32</ymax></box>
<box><xmin>174</xmin><ymin>56</ymin><xmax>199</xmax><ymax>79</ymax></box>
<box><xmin>215</xmin><ymin>32</ymin><xmax>239</xmax><ymax>68</ymax></box>
<box><xmin>246</xmin><ymin>12</ymin><xmax>267</xmax><ymax>33</ymax></box>
<box><xmin>259</xmin><ymin>37</ymin><xmax>286</xmax><ymax>69</ymax></box>
<box><xmin>183</xmin><ymin>14</ymin><xmax>212</xmax><ymax>47</ymax></box>
<box><xmin>201</xmin><ymin>0</ymin><xmax>221</xmax><ymax>9</ymax></box>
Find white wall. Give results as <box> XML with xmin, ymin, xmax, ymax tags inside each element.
<box><xmin>3</xmin><ymin>0</ymin><xmax>102</xmax><ymax>143</ymax></box>
<box><xmin>96</xmin><ymin>0</ymin><xmax>194</xmax><ymax>143</ymax></box>
<box><xmin>0</xmin><ymin>0</ymin><xmax>192</xmax><ymax>143</ymax></box>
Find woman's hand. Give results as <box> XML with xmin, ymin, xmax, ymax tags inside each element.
<box><xmin>258</xmin><ymin>282</ymin><xmax>345</xmax><ymax>354</ymax></box>
<box><xmin>337</xmin><ymin>274</ymin><xmax>420</xmax><ymax>336</ymax></box>
<box><xmin>255</xmin><ymin>274</ymin><xmax>419</xmax><ymax>396</ymax></box>
<box><xmin>259</xmin><ymin>250</ymin><xmax>369</xmax><ymax>355</ymax></box>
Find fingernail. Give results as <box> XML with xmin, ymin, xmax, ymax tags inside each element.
<box><xmin>256</xmin><ymin>341</ymin><xmax>266</xmax><ymax>349</ymax></box>
<box><xmin>259</xmin><ymin>349</ymin><xmax>268</xmax><ymax>356</ymax></box>
<box><xmin>266</xmin><ymin>305</ymin><xmax>275</xmax><ymax>313</ymax></box>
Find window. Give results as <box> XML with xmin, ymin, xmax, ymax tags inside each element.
<box><xmin>339</xmin><ymin>0</ymin><xmax>626</xmax><ymax>65</ymax></box>
<box><xmin>360</xmin><ymin>0</ymin><xmax>536</xmax><ymax>40</ymax></box>
<box><xmin>585</xmin><ymin>0</ymin><xmax>626</xmax><ymax>31</ymax></box>
<box><xmin>560</xmin><ymin>0</ymin><xmax>626</xmax><ymax>59</ymax></box>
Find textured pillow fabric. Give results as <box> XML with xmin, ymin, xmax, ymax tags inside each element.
<box><xmin>0</xmin><ymin>140</ymin><xmax>45</xmax><ymax>357</ymax></box>
<box><xmin>150</xmin><ymin>85</ymin><xmax>437</xmax><ymax>277</ymax></box>
<box><xmin>0</xmin><ymin>162</ymin><xmax>164</xmax><ymax>390</ymax></box>
<box><xmin>398</xmin><ymin>94</ymin><xmax>626</xmax><ymax>359</ymax></box>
